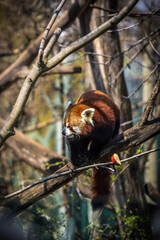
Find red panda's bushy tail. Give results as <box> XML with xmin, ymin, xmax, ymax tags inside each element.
<box><xmin>91</xmin><ymin>168</ymin><xmax>112</xmax><ymax>210</ymax></box>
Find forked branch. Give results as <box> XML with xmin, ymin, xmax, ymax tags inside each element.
<box><xmin>0</xmin><ymin>0</ymin><xmax>139</xmax><ymax>148</ymax></box>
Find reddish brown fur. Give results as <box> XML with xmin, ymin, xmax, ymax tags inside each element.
<box><xmin>63</xmin><ymin>90</ymin><xmax>120</xmax><ymax>209</ymax></box>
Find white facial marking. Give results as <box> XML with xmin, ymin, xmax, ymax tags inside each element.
<box><xmin>65</xmin><ymin>127</ymin><xmax>74</xmax><ymax>137</ymax></box>
<box><xmin>72</xmin><ymin>126</ymin><xmax>81</xmax><ymax>134</ymax></box>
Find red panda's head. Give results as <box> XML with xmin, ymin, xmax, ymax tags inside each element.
<box><xmin>62</xmin><ymin>103</ymin><xmax>95</xmax><ymax>139</ymax></box>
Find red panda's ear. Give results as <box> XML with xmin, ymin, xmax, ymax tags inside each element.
<box><xmin>81</xmin><ymin>108</ymin><xmax>95</xmax><ymax>126</ymax></box>
<box><xmin>66</xmin><ymin>100</ymin><xmax>73</xmax><ymax>109</ymax></box>
<box><xmin>63</xmin><ymin>101</ymin><xmax>73</xmax><ymax>126</ymax></box>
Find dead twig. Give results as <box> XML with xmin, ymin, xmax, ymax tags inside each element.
<box><xmin>37</xmin><ymin>0</ymin><xmax>66</xmax><ymax>64</ymax></box>
<box><xmin>23</xmin><ymin>117</ymin><xmax>60</xmax><ymax>133</ymax></box>
<box><xmin>123</xmin><ymin>64</ymin><xmax>159</xmax><ymax>101</ymax></box>
<box><xmin>43</xmin><ymin>28</ymin><xmax>62</xmax><ymax>59</ymax></box>
<box><xmin>139</xmin><ymin>73</ymin><xmax>160</xmax><ymax>126</ymax></box>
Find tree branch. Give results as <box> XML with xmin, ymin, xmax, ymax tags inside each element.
<box><xmin>1</xmin><ymin>147</ymin><xmax>160</xmax><ymax>201</ymax></box>
<box><xmin>145</xmin><ymin>182</ymin><xmax>160</xmax><ymax>203</ymax></box>
<box><xmin>112</xmin><ymin>31</ymin><xmax>160</xmax><ymax>86</ymax></box>
<box><xmin>11</xmin><ymin>65</ymin><xmax>82</xmax><ymax>81</ymax></box>
<box><xmin>0</xmin><ymin>117</ymin><xmax>66</xmax><ymax>173</ymax></box>
<box><xmin>45</xmin><ymin>0</ymin><xmax>139</xmax><ymax>71</ymax></box>
<box><xmin>0</xmin><ymin>77</ymin><xmax>160</xmax><ymax>219</ymax></box>
<box><xmin>139</xmin><ymin>75</ymin><xmax>160</xmax><ymax>126</ymax></box>
<box><xmin>123</xmin><ymin>64</ymin><xmax>159</xmax><ymax>101</ymax></box>
<box><xmin>43</xmin><ymin>28</ymin><xmax>62</xmax><ymax>59</ymax></box>
<box><xmin>23</xmin><ymin>117</ymin><xmax>60</xmax><ymax>133</ymax></box>
<box><xmin>0</xmin><ymin>0</ymin><xmax>139</xmax><ymax>148</ymax></box>
<box><xmin>90</xmin><ymin>5</ymin><xmax>160</xmax><ymax>18</ymax></box>
<box><xmin>0</xmin><ymin>115</ymin><xmax>160</xmax><ymax>221</ymax></box>
<box><xmin>37</xmin><ymin>0</ymin><xmax>66</xmax><ymax>64</ymax></box>
<box><xmin>0</xmin><ymin>0</ymin><xmax>92</xmax><ymax>92</ymax></box>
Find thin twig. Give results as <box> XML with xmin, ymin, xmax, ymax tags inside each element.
<box><xmin>90</xmin><ymin>5</ymin><xmax>160</xmax><ymax>18</ymax></box>
<box><xmin>139</xmin><ymin>74</ymin><xmax>160</xmax><ymax>126</ymax></box>
<box><xmin>23</xmin><ymin>117</ymin><xmax>60</xmax><ymax>133</ymax></box>
<box><xmin>113</xmin><ymin>163</ymin><xmax>130</xmax><ymax>183</ymax></box>
<box><xmin>1</xmin><ymin>147</ymin><xmax>160</xmax><ymax>201</ymax></box>
<box><xmin>123</xmin><ymin>64</ymin><xmax>158</xmax><ymax>101</ymax></box>
<box><xmin>46</xmin><ymin>0</ymin><xmax>139</xmax><ymax>71</ymax></box>
<box><xmin>37</xmin><ymin>0</ymin><xmax>66</xmax><ymax>64</ymax></box>
<box><xmin>43</xmin><ymin>28</ymin><xmax>62</xmax><ymax>59</ymax></box>
<box><xmin>112</xmin><ymin>32</ymin><xmax>160</xmax><ymax>86</ymax></box>
<box><xmin>107</xmin><ymin>19</ymin><xmax>143</xmax><ymax>32</ymax></box>
<box><xmin>105</xmin><ymin>28</ymin><xmax>160</xmax><ymax>65</ymax></box>
<box><xmin>67</xmin><ymin>29</ymin><xmax>160</xmax><ymax>66</ymax></box>
<box><xmin>149</xmin><ymin>40</ymin><xmax>160</xmax><ymax>56</ymax></box>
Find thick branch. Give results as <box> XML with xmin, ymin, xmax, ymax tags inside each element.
<box><xmin>45</xmin><ymin>0</ymin><xmax>139</xmax><ymax>71</ymax></box>
<box><xmin>0</xmin><ymin>118</ymin><xmax>66</xmax><ymax>173</ymax></box>
<box><xmin>145</xmin><ymin>182</ymin><xmax>160</xmax><ymax>204</ymax></box>
<box><xmin>15</xmin><ymin>65</ymin><xmax>82</xmax><ymax>80</ymax></box>
<box><xmin>0</xmin><ymin>116</ymin><xmax>160</xmax><ymax>220</ymax></box>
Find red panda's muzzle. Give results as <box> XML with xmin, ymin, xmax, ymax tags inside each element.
<box><xmin>62</xmin><ymin>126</ymin><xmax>76</xmax><ymax>139</ymax></box>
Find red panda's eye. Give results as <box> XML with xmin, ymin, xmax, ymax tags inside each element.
<box><xmin>66</xmin><ymin>123</ymin><xmax>71</xmax><ymax>128</ymax></box>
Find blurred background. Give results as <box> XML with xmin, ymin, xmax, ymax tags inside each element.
<box><xmin>0</xmin><ymin>0</ymin><xmax>160</xmax><ymax>239</ymax></box>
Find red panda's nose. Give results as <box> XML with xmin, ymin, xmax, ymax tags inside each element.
<box><xmin>62</xmin><ymin>127</ymin><xmax>66</xmax><ymax>136</ymax></box>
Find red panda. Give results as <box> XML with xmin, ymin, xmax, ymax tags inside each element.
<box><xmin>62</xmin><ymin>90</ymin><xmax>120</xmax><ymax>209</ymax></box>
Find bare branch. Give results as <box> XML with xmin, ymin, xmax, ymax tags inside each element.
<box><xmin>149</xmin><ymin>39</ymin><xmax>160</xmax><ymax>56</ymax></box>
<box><xmin>90</xmin><ymin>5</ymin><xmax>160</xmax><ymax>18</ymax></box>
<box><xmin>23</xmin><ymin>117</ymin><xmax>60</xmax><ymax>133</ymax></box>
<box><xmin>46</xmin><ymin>0</ymin><xmax>139</xmax><ymax>71</ymax></box>
<box><xmin>12</xmin><ymin>65</ymin><xmax>82</xmax><ymax>80</ymax></box>
<box><xmin>0</xmin><ymin>118</ymin><xmax>65</xmax><ymax>173</ymax></box>
<box><xmin>123</xmin><ymin>64</ymin><xmax>158</xmax><ymax>101</ymax></box>
<box><xmin>145</xmin><ymin>182</ymin><xmax>160</xmax><ymax>203</ymax></box>
<box><xmin>74</xmin><ymin>29</ymin><xmax>160</xmax><ymax>67</ymax></box>
<box><xmin>43</xmin><ymin>28</ymin><xmax>62</xmax><ymax>59</ymax></box>
<box><xmin>105</xmin><ymin>28</ymin><xmax>160</xmax><ymax>65</ymax></box>
<box><xmin>112</xmin><ymin>31</ymin><xmax>160</xmax><ymax>86</ymax></box>
<box><xmin>37</xmin><ymin>0</ymin><xmax>67</xmax><ymax>64</ymax></box>
<box><xmin>0</xmin><ymin>0</ymin><xmax>139</xmax><ymax>148</ymax></box>
<box><xmin>1</xmin><ymin>148</ymin><xmax>160</xmax><ymax>201</ymax></box>
<box><xmin>139</xmin><ymin>75</ymin><xmax>160</xmax><ymax>126</ymax></box>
